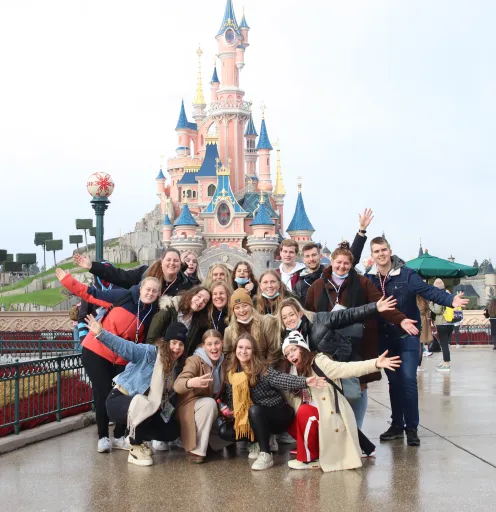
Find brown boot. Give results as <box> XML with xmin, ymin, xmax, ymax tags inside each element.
<box><xmin>188</xmin><ymin>451</ymin><xmax>205</xmax><ymax>464</ymax></box>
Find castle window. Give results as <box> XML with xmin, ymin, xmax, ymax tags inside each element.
<box><xmin>208</xmin><ymin>184</ymin><xmax>216</xmax><ymax>196</ymax></box>
<box><xmin>193</xmin><ymin>191</ymin><xmax>197</xmax><ymax>198</ymax></box>
<box><xmin>217</xmin><ymin>203</ymin><xmax>231</xmax><ymax>226</ymax></box>
<box><xmin>267</xmin><ymin>157</ymin><xmax>269</xmax><ymax>165</ymax></box>
<box><xmin>187</xmin><ymin>189</ymin><xmax>192</xmax><ymax>198</ymax></box>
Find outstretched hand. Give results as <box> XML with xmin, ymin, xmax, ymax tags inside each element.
<box><xmin>375</xmin><ymin>350</ymin><xmax>402</xmax><ymax>371</ymax></box>
<box><xmin>376</xmin><ymin>295</ymin><xmax>397</xmax><ymax>312</ymax></box>
<box><xmin>452</xmin><ymin>293</ymin><xmax>469</xmax><ymax>308</ymax></box>
<box><xmin>400</xmin><ymin>318</ymin><xmax>419</xmax><ymax>336</ymax></box>
<box><xmin>73</xmin><ymin>253</ymin><xmax>92</xmax><ymax>270</ymax></box>
<box><xmin>55</xmin><ymin>268</ymin><xmax>69</xmax><ymax>282</ymax></box>
<box><xmin>188</xmin><ymin>374</ymin><xmax>213</xmax><ymax>389</ymax></box>
<box><xmin>84</xmin><ymin>314</ymin><xmax>103</xmax><ymax>336</ymax></box>
<box><xmin>306</xmin><ymin>376</ymin><xmax>327</xmax><ymax>389</ymax></box>
<box><xmin>359</xmin><ymin>208</ymin><xmax>374</xmax><ymax>231</ymax></box>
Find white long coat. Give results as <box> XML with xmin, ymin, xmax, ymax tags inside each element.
<box><xmin>285</xmin><ymin>353</ymin><xmax>378</xmax><ymax>473</ymax></box>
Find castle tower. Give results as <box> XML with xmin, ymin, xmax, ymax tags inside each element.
<box><xmin>192</xmin><ymin>47</ymin><xmax>207</xmax><ymax>124</ymax></box>
<box><xmin>272</xmin><ymin>140</ymin><xmax>286</xmax><ymax>233</ymax></box>
<box><xmin>175</xmin><ymin>99</ymin><xmax>197</xmax><ymax>157</ymax></box>
<box><xmin>287</xmin><ymin>178</ymin><xmax>315</xmax><ymax>250</ymax></box>
<box><xmin>211</xmin><ymin>0</ymin><xmax>251</xmax><ymax>194</ymax></box>
<box><xmin>210</xmin><ymin>62</ymin><xmax>220</xmax><ymax>103</ymax></box>
<box><xmin>170</xmin><ymin>200</ymin><xmax>204</xmax><ymax>254</ymax></box>
<box><xmin>244</xmin><ymin>113</ymin><xmax>258</xmax><ymax>180</ymax></box>
<box><xmin>256</xmin><ymin>107</ymin><xmax>273</xmax><ymax>192</ymax></box>
<box><xmin>156</xmin><ymin>168</ymin><xmax>166</xmax><ymax>198</ymax></box>
<box><xmin>247</xmin><ymin>191</ymin><xmax>279</xmax><ymax>274</ymax></box>
<box><xmin>162</xmin><ymin>213</ymin><xmax>173</xmax><ymax>248</ymax></box>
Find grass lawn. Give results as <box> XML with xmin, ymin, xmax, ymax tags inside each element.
<box><xmin>0</xmin><ymin>288</ymin><xmax>66</xmax><ymax>308</ymax></box>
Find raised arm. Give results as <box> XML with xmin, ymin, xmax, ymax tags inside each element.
<box><xmin>264</xmin><ymin>366</ymin><xmax>308</xmax><ymax>391</ymax></box>
<box><xmin>314</xmin><ymin>353</ymin><xmax>379</xmax><ymax>381</ymax></box>
<box><xmin>314</xmin><ymin>302</ymin><xmax>379</xmax><ymax>331</ymax></box>
<box><xmin>408</xmin><ymin>271</ymin><xmax>455</xmax><ymax>307</ymax></box>
<box><xmin>174</xmin><ymin>357</ymin><xmax>206</xmax><ymax>394</ymax></box>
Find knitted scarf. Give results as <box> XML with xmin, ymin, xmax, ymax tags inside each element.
<box><xmin>228</xmin><ymin>370</ymin><xmax>255</xmax><ymax>441</ymax></box>
<box><xmin>317</xmin><ymin>268</ymin><xmax>366</xmax><ymax>312</ymax></box>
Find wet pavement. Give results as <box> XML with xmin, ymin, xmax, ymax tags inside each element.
<box><xmin>1</xmin><ymin>348</ymin><xmax>495</xmax><ymax>512</ymax></box>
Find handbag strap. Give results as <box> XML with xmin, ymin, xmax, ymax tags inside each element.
<box><xmin>311</xmin><ymin>362</ymin><xmax>343</xmax><ymax>414</ymax></box>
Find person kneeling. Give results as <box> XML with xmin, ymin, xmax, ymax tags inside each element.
<box><xmin>220</xmin><ymin>334</ymin><xmax>326</xmax><ymax>471</ymax></box>
<box><xmin>85</xmin><ymin>315</ymin><xmax>187</xmax><ymax>467</ymax></box>
<box><xmin>283</xmin><ymin>331</ymin><xmax>401</xmax><ymax>472</ymax></box>
<box><xmin>174</xmin><ymin>329</ymin><xmax>231</xmax><ymax>463</ymax></box>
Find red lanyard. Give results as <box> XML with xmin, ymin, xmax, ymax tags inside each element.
<box><xmin>135</xmin><ymin>299</ymin><xmax>153</xmax><ymax>342</ymax></box>
<box><xmin>162</xmin><ymin>277</ymin><xmax>177</xmax><ymax>296</ymax></box>
<box><xmin>378</xmin><ymin>272</ymin><xmax>389</xmax><ymax>297</ymax></box>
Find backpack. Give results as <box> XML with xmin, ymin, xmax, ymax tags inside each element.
<box><xmin>69</xmin><ymin>305</ymin><xmax>80</xmax><ymax>321</ymax></box>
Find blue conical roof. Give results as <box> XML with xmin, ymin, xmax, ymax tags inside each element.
<box><xmin>256</xmin><ymin>119</ymin><xmax>272</xmax><ymax>150</ymax></box>
<box><xmin>196</xmin><ymin>143</ymin><xmax>221</xmax><ymax>177</ymax></box>
<box><xmin>239</xmin><ymin>13</ymin><xmax>250</xmax><ymax>29</ymax></box>
<box><xmin>211</xmin><ymin>66</ymin><xmax>219</xmax><ymax>84</ymax></box>
<box><xmin>175</xmin><ymin>99</ymin><xmax>197</xmax><ymax>131</ymax></box>
<box><xmin>156</xmin><ymin>169</ymin><xmax>165</xmax><ymax>180</ymax></box>
<box><xmin>216</xmin><ymin>0</ymin><xmax>240</xmax><ymax>37</ymax></box>
<box><xmin>250</xmin><ymin>196</ymin><xmax>275</xmax><ymax>226</ymax></box>
<box><xmin>287</xmin><ymin>191</ymin><xmax>314</xmax><ymax>232</ymax></box>
<box><xmin>163</xmin><ymin>214</ymin><xmax>172</xmax><ymax>226</ymax></box>
<box><xmin>245</xmin><ymin>114</ymin><xmax>258</xmax><ymax>137</ymax></box>
<box><xmin>174</xmin><ymin>204</ymin><xmax>198</xmax><ymax>226</ymax></box>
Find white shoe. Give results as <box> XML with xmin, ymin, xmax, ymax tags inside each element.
<box><xmin>152</xmin><ymin>440</ymin><xmax>169</xmax><ymax>452</ymax></box>
<box><xmin>417</xmin><ymin>367</ymin><xmax>425</xmax><ymax>372</ymax></box>
<box><xmin>437</xmin><ymin>365</ymin><xmax>451</xmax><ymax>372</ymax></box>
<box><xmin>168</xmin><ymin>437</ymin><xmax>183</xmax><ymax>449</ymax></box>
<box><xmin>423</xmin><ymin>351</ymin><xmax>432</xmax><ymax>357</ymax></box>
<box><xmin>112</xmin><ymin>436</ymin><xmax>131</xmax><ymax>451</ymax></box>
<box><xmin>288</xmin><ymin>459</ymin><xmax>320</xmax><ymax>470</ymax></box>
<box><xmin>436</xmin><ymin>363</ymin><xmax>444</xmax><ymax>368</ymax></box>
<box><xmin>248</xmin><ymin>442</ymin><xmax>260</xmax><ymax>460</ymax></box>
<box><xmin>269</xmin><ymin>435</ymin><xmax>279</xmax><ymax>452</ymax></box>
<box><xmin>97</xmin><ymin>437</ymin><xmax>111</xmax><ymax>453</ymax></box>
<box><xmin>128</xmin><ymin>445</ymin><xmax>153</xmax><ymax>467</ymax></box>
<box><xmin>251</xmin><ymin>452</ymin><xmax>274</xmax><ymax>471</ymax></box>
<box><xmin>277</xmin><ymin>432</ymin><xmax>295</xmax><ymax>444</ymax></box>
<box><xmin>361</xmin><ymin>450</ymin><xmax>376</xmax><ymax>458</ymax></box>
<box><xmin>126</xmin><ymin>437</ymin><xmax>152</xmax><ymax>455</ymax></box>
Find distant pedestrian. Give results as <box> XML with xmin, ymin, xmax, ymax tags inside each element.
<box><xmin>484</xmin><ymin>299</ymin><xmax>496</xmax><ymax>350</ymax></box>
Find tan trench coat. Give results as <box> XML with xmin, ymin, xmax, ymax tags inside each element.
<box><xmin>285</xmin><ymin>353</ymin><xmax>378</xmax><ymax>473</ymax></box>
<box><xmin>417</xmin><ymin>296</ymin><xmax>433</xmax><ymax>344</ymax></box>
<box><xmin>173</xmin><ymin>355</ymin><xmax>225</xmax><ymax>452</ymax></box>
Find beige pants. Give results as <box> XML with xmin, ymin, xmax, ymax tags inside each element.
<box><xmin>190</xmin><ymin>397</ymin><xmax>232</xmax><ymax>456</ymax></box>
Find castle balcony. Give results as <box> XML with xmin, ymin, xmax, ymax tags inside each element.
<box><xmin>167</xmin><ymin>156</ymin><xmax>202</xmax><ymax>172</ymax></box>
<box><xmin>209</xmin><ymin>98</ymin><xmax>251</xmax><ymax>117</ymax></box>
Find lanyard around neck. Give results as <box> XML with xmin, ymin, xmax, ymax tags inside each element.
<box><xmin>135</xmin><ymin>299</ymin><xmax>153</xmax><ymax>342</ymax></box>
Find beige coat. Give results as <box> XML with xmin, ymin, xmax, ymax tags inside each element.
<box><xmin>417</xmin><ymin>296</ymin><xmax>433</xmax><ymax>344</ymax></box>
<box><xmin>285</xmin><ymin>353</ymin><xmax>378</xmax><ymax>473</ymax></box>
<box><xmin>173</xmin><ymin>355</ymin><xmax>225</xmax><ymax>452</ymax></box>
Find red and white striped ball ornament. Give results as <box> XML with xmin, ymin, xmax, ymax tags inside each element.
<box><xmin>87</xmin><ymin>172</ymin><xmax>115</xmax><ymax>198</ymax></box>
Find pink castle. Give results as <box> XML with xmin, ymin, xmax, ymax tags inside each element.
<box><xmin>155</xmin><ymin>0</ymin><xmax>315</xmax><ymax>275</ymax></box>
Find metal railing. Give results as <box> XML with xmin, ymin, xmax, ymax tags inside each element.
<box><xmin>0</xmin><ymin>340</ymin><xmax>80</xmax><ymax>362</ymax></box>
<box><xmin>450</xmin><ymin>325</ymin><xmax>492</xmax><ymax>345</ymax></box>
<box><xmin>0</xmin><ymin>330</ymin><xmax>73</xmax><ymax>341</ymax></box>
<box><xmin>0</xmin><ymin>354</ymin><xmax>93</xmax><ymax>436</ymax></box>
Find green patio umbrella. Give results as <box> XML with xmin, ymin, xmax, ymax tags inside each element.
<box><xmin>405</xmin><ymin>252</ymin><xmax>478</xmax><ymax>278</ymax></box>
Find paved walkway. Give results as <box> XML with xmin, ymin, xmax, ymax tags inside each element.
<box><xmin>2</xmin><ymin>348</ymin><xmax>495</xmax><ymax>512</ymax></box>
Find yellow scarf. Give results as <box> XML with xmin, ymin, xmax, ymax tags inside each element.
<box><xmin>228</xmin><ymin>370</ymin><xmax>255</xmax><ymax>441</ymax></box>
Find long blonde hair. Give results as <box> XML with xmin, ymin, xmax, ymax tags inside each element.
<box><xmin>207</xmin><ymin>280</ymin><xmax>233</xmax><ymax>325</ymax></box>
<box><xmin>226</xmin><ymin>333</ymin><xmax>267</xmax><ymax>387</ymax></box>
<box><xmin>275</xmin><ymin>298</ymin><xmax>314</xmax><ymax>337</ymax></box>
<box><xmin>227</xmin><ymin>304</ymin><xmax>264</xmax><ymax>342</ymax></box>
<box><xmin>255</xmin><ymin>270</ymin><xmax>290</xmax><ymax>315</ymax></box>
<box><xmin>203</xmin><ymin>263</ymin><xmax>232</xmax><ymax>287</ymax></box>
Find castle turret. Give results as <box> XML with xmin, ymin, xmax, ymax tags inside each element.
<box><xmin>272</xmin><ymin>140</ymin><xmax>286</xmax><ymax>233</ymax></box>
<box><xmin>156</xmin><ymin>168</ymin><xmax>166</xmax><ymax>197</ymax></box>
<box><xmin>256</xmin><ymin>107</ymin><xmax>273</xmax><ymax>192</ymax></box>
<box><xmin>175</xmin><ymin>99</ymin><xmax>197</xmax><ymax>157</ymax></box>
<box><xmin>170</xmin><ymin>200</ymin><xmax>204</xmax><ymax>254</ymax></box>
<box><xmin>287</xmin><ymin>178</ymin><xmax>315</xmax><ymax>250</ymax></box>
<box><xmin>162</xmin><ymin>213</ymin><xmax>173</xmax><ymax>248</ymax></box>
<box><xmin>192</xmin><ymin>47</ymin><xmax>207</xmax><ymax>124</ymax></box>
<box><xmin>244</xmin><ymin>113</ymin><xmax>258</xmax><ymax>180</ymax></box>
<box><xmin>239</xmin><ymin>7</ymin><xmax>250</xmax><ymax>46</ymax></box>
<box><xmin>247</xmin><ymin>191</ymin><xmax>279</xmax><ymax>275</ymax></box>
<box><xmin>210</xmin><ymin>62</ymin><xmax>220</xmax><ymax>103</ymax></box>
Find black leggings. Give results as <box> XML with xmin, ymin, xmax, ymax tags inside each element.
<box><xmin>220</xmin><ymin>403</ymin><xmax>294</xmax><ymax>453</ymax></box>
<box><xmin>82</xmin><ymin>348</ymin><xmax>126</xmax><ymax>439</ymax></box>
<box><xmin>106</xmin><ymin>389</ymin><xmax>180</xmax><ymax>445</ymax></box>
<box><xmin>437</xmin><ymin>325</ymin><xmax>454</xmax><ymax>363</ymax></box>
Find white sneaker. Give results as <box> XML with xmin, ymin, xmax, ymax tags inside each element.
<box><xmin>437</xmin><ymin>365</ymin><xmax>451</xmax><ymax>372</ymax></box>
<box><xmin>288</xmin><ymin>459</ymin><xmax>320</xmax><ymax>470</ymax></box>
<box><xmin>126</xmin><ymin>437</ymin><xmax>152</xmax><ymax>455</ymax></box>
<box><xmin>436</xmin><ymin>363</ymin><xmax>444</xmax><ymax>368</ymax></box>
<box><xmin>112</xmin><ymin>436</ymin><xmax>131</xmax><ymax>451</ymax></box>
<box><xmin>277</xmin><ymin>432</ymin><xmax>295</xmax><ymax>444</ymax></box>
<box><xmin>248</xmin><ymin>442</ymin><xmax>260</xmax><ymax>460</ymax></box>
<box><xmin>423</xmin><ymin>351</ymin><xmax>432</xmax><ymax>357</ymax></box>
<box><xmin>269</xmin><ymin>434</ymin><xmax>279</xmax><ymax>452</ymax></box>
<box><xmin>152</xmin><ymin>440</ymin><xmax>169</xmax><ymax>452</ymax></box>
<box><xmin>417</xmin><ymin>367</ymin><xmax>425</xmax><ymax>372</ymax></box>
<box><xmin>251</xmin><ymin>452</ymin><xmax>274</xmax><ymax>471</ymax></box>
<box><xmin>361</xmin><ymin>450</ymin><xmax>376</xmax><ymax>458</ymax></box>
<box><xmin>169</xmin><ymin>437</ymin><xmax>183</xmax><ymax>449</ymax></box>
<box><xmin>128</xmin><ymin>444</ymin><xmax>153</xmax><ymax>467</ymax></box>
<box><xmin>97</xmin><ymin>437</ymin><xmax>111</xmax><ymax>453</ymax></box>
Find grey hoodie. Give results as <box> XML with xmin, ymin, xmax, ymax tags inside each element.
<box><xmin>193</xmin><ymin>346</ymin><xmax>224</xmax><ymax>395</ymax></box>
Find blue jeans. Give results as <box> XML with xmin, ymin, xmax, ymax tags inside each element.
<box><xmin>379</xmin><ymin>335</ymin><xmax>420</xmax><ymax>430</ymax></box>
<box><xmin>350</xmin><ymin>388</ymin><xmax>368</xmax><ymax>430</ymax></box>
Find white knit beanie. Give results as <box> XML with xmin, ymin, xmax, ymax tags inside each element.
<box><xmin>282</xmin><ymin>330</ymin><xmax>311</xmax><ymax>355</ymax></box>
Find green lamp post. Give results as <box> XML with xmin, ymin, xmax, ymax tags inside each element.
<box><xmin>86</xmin><ymin>172</ymin><xmax>115</xmax><ymax>262</ymax></box>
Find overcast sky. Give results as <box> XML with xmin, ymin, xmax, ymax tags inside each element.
<box><xmin>0</xmin><ymin>0</ymin><xmax>494</xmax><ymax>267</ymax></box>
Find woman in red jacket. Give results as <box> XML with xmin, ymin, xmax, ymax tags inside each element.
<box><xmin>55</xmin><ymin>268</ymin><xmax>160</xmax><ymax>454</ymax></box>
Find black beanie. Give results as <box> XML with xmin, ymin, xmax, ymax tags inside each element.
<box><xmin>164</xmin><ymin>322</ymin><xmax>188</xmax><ymax>342</ymax></box>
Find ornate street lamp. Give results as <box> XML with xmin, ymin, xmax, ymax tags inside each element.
<box><xmin>86</xmin><ymin>172</ymin><xmax>114</xmax><ymax>262</ymax></box>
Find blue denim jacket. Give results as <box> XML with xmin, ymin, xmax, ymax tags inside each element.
<box><xmin>366</xmin><ymin>256</ymin><xmax>454</xmax><ymax>338</ymax></box>
<box><xmin>97</xmin><ymin>329</ymin><xmax>159</xmax><ymax>396</ymax></box>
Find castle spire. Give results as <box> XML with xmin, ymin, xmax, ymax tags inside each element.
<box><xmin>216</xmin><ymin>0</ymin><xmax>240</xmax><ymax>37</ymax></box>
<box><xmin>257</xmin><ymin>104</ymin><xmax>272</xmax><ymax>150</ymax></box>
<box><xmin>239</xmin><ymin>6</ymin><xmax>250</xmax><ymax>29</ymax></box>
<box><xmin>287</xmin><ymin>178</ymin><xmax>315</xmax><ymax>234</ymax></box>
<box><xmin>193</xmin><ymin>46</ymin><xmax>206</xmax><ymax>106</ymax></box>
<box><xmin>273</xmin><ymin>140</ymin><xmax>286</xmax><ymax>196</ymax></box>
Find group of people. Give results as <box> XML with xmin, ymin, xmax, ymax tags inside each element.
<box><xmin>57</xmin><ymin>210</ymin><xmax>469</xmax><ymax>472</ymax></box>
